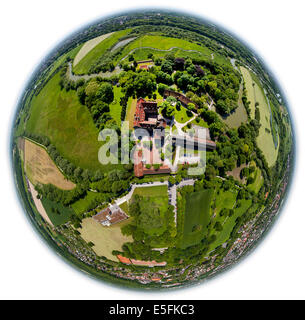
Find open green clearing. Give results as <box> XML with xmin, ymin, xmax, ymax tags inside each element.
<box><xmin>79</xmin><ymin>218</ymin><xmax>133</xmax><ymax>261</ymax></box>
<box><xmin>240</xmin><ymin>66</ymin><xmax>278</xmax><ymax>166</ymax></box>
<box><xmin>110</xmin><ymin>86</ymin><xmax>124</xmax><ymax>125</ymax></box>
<box><xmin>174</xmin><ymin>106</ymin><xmax>193</xmax><ymax>124</ymax></box>
<box><xmin>71</xmin><ymin>191</ymin><xmax>99</xmax><ymax>215</ymax></box>
<box><xmin>209</xmin><ymin>199</ymin><xmax>252</xmax><ymax>251</ymax></box>
<box><xmin>132</xmin><ymin>185</ymin><xmax>168</xmax><ymax>198</ymax></box>
<box><xmin>25</xmin><ymin>72</ymin><xmax>106</xmax><ymax>172</ymax></box>
<box><xmin>215</xmin><ymin>189</ymin><xmax>237</xmax><ymax>215</ymax></box>
<box><xmin>247</xmin><ymin>162</ymin><xmax>264</xmax><ymax>194</ymax></box>
<box><xmin>222</xmin><ymin>83</ymin><xmax>248</xmax><ymax>128</ymax></box>
<box><xmin>73</xmin><ymin>29</ymin><xmax>132</xmax><ymax>74</ymax></box>
<box><xmin>180</xmin><ymin>189</ymin><xmax>213</xmax><ymax>249</ymax></box>
<box><xmin>41</xmin><ymin>197</ymin><xmax>75</xmax><ymax>226</ymax></box>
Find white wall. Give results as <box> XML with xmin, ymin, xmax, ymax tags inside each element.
<box><xmin>0</xmin><ymin>0</ymin><xmax>304</xmax><ymax>299</ymax></box>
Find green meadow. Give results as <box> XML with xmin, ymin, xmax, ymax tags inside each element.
<box><xmin>180</xmin><ymin>189</ymin><xmax>213</xmax><ymax>249</ymax></box>
<box><xmin>25</xmin><ymin>72</ymin><xmax>104</xmax><ymax>171</ymax></box>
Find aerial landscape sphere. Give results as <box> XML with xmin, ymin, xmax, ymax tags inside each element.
<box><xmin>11</xmin><ymin>10</ymin><xmax>294</xmax><ymax>289</ymax></box>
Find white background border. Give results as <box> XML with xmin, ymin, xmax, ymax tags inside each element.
<box><xmin>0</xmin><ymin>0</ymin><xmax>304</xmax><ymax>299</ymax></box>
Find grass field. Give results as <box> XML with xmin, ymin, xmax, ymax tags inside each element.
<box><xmin>41</xmin><ymin>197</ymin><xmax>75</xmax><ymax>226</ymax></box>
<box><xmin>79</xmin><ymin>218</ymin><xmax>133</xmax><ymax>261</ymax></box>
<box><xmin>73</xmin><ymin>32</ymin><xmax>113</xmax><ymax>67</ymax></box>
<box><xmin>73</xmin><ymin>29</ymin><xmax>132</xmax><ymax>74</ymax></box>
<box><xmin>119</xmin><ymin>201</ymin><xmax>129</xmax><ymax>214</ymax></box>
<box><xmin>132</xmin><ymin>185</ymin><xmax>168</xmax><ymax>198</ymax></box>
<box><xmin>25</xmin><ymin>72</ymin><xmax>106</xmax><ymax>172</ymax></box>
<box><xmin>24</xmin><ymin>138</ymin><xmax>75</xmax><ymax>190</ymax></box>
<box><xmin>71</xmin><ymin>191</ymin><xmax>99</xmax><ymax>215</ymax></box>
<box><xmin>240</xmin><ymin>66</ymin><xmax>256</xmax><ymax>118</ymax></box>
<box><xmin>251</xmin><ymin>73</ymin><xmax>279</xmax><ymax>166</ymax></box>
<box><xmin>222</xmin><ymin>83</ymin><xmax>248</xmax><ymax>128</ymax></box>
<box><xmin>247</xmin><ymin>162</ymin><xmax>264</xmax><ymax>194</ymax></box>
<box><xmin>116</xmin><ymin>35</ymin><xmax>230</xmax><ymax>66</ymax></box>
<box><xmin>125</xmin><ymin>98</ymin><xmax>137</xmax><ymax>129</ymax></box>
<box><xmin>240</xmin><ymin>66</ymin><xmax>278</xmax><ymax>166</ymax></box>
<box><xmin>110</xmin><ymin>86</ymin><xmax>124</xmax><ymax>125</ymax></box>
<box><xmin>174</xmin><ymin>106</ymin><xmax>193</xmax><ymax>124</ymax></box>
<box><xmin>215</xmin><ymin>189</ymin><xmax>237</xmax><ymax>215</ymax></box>
<box><xmin>180</xmin><ymin>189</ymin><xmax>213</xmax><ymax>249</ymax></box>
<box><xmin>209</xmin><ymin>199</ymin><xmax>252</xmax><ymax>251</ymax></box>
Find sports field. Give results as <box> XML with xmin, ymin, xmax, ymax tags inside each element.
<box><xmin>24</xmin><ymin>138</ymin><xmax>75</xmax><ymax>190</ymax></box>
<box><xmin>25</xmin><ymin>72</ymin><xmax>105</xmax><ymax>171</ymax></box>
<box><xmin>73</xmin><ymin>29</ymin><xmax>132</xmax><ymax>74</ymax></box>
<box><xmin>78</xmin><ymin>218</ymin><xmax>133</xmax><ymax>261</ymax></box>
<box><xmin>180</xmin><ymin>189</ymin><xmax>213</xmax><ymax>249</ymax></box>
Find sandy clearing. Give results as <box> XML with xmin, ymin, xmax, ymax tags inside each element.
<box><xmin>24</xmin><ymin>138</ymin><xmax>75</xmax><ymax>190</ymax></box>
<box><xmin>73</xmin><ymin>32</ymin><xmax>113</xmax><ymax>67</ymax></box>
<box><xmin>28</xmin><ymin>180</ymin><xmax>54</xmax><ymax>226</ymax></box>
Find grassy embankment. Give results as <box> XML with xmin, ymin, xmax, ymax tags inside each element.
<box><xmin>73</xmin><ymin>29</ymin><xmax>132</xmax><ymax>75</ymax></box>
<box><xmin>115</xmin><ymin>35</ymin><xmax>230</xmax><ymax>66</ymax></box>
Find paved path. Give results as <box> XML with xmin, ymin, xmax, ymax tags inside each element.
<box><xmin>67</xmin><ymin>62</ymin><xmax>122</xmax><ymax>81</ymax></box>
<box><xmin>168</xmin><ymin>179</ymin><xmax>195</xmax><ymax>225</ymax></box>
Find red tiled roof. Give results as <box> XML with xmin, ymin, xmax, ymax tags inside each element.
<box><xmin>117</xmin><ymin>255</ymin><xmax>132</xmax><ymax>264</ymax></box>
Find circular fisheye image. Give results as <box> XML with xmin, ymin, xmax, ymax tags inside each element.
<box><xmin>11</xmin><ymin>10</ymin><xmax>294</xmax><ymax>289</ymax></box>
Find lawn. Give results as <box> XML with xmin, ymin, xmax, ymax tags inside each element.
<box><xmin>240</xmin><ymin>66</ymin><xmax>278</xmax><ymax>166</ymax></box>
<box><xmin>132</xmin><ymin>185</ymin><xmax>168</xmax><ymax>198</ymax></box>
<box><xmin>215</xmin><ymin>189</ymin><xmax>237</xmax><ymax>215</ymax></box>
<box><xmin>247</xmin><ymin>163</ymin><xmax>264</xmax><ymax>194</ymax></box>
<box><xmin>180</xmin><ymin>189</ymin><xmax>214</xmax><ymax>249</ymax></box>
<box><xmin>23</xmin><ymin>138</ymin><xmax>75</xmax><ymax>190</ymax></box>
<box><xmin>240</xmin><ymin>66</ymin><xmax>256</xmax><ymax>118</ymax></box>
<box><xmin>41</xmin><ymin>197</ymin><xmax>75</xmax><ymax>226</ymax></box>
<box><xmin>251</xmin><ymin>73</ymin><xmax>279</xmax><ymax>166</ymax></box>
<box><xmin>191</xmin><ymin>117</ymin><xmax>209</xmax><ymax>128</ymax></box>
<box><xmin>222</xmin><ymin>83</ymin><xmax>248</xmax><ymax>128</ymax></box>
<box><xmin>25</xmin><ymin>72</ymin><xmax>106</xmax><ymax>172</ymax></box>
<box><xmin>73</xmin><ymin>29</ymin><xmax>132</xmax><ymax>74</ymax></box>
<box><xmin>174</xmin><ymin>106</ymin><xmax>193</xmax><ymax>124</ymax></box>
<box><xmin>125</xmin><ymin>98</ymin><xmax>137</xmax><ymax>129</ymax></box>
<box><xmin>209</xmin><ymin>199</ymin><xmax>252</xmax><ymax>251</ymax></box>
<box><xmin>110</xmin><ymin>86</ymin><xmax>124</xmax><ymax>125</ymax></box>
<box><xmin>78</xmin><ymin>218</ymin><xmax>133</xmax><ymax>261</ymax></box>
<box><xmin>71</xmin><ymin>191</ymin><xmax>99</xmax><ymax>215</ymax></box>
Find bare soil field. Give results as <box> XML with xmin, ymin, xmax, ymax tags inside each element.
<box><xmin>24</xmin><ymin>138</ymin><xmax>75</xmax><ymax>190</ymax></box>
<box><xmin>73</xmin><ymin>32</ymin><xmax>113</xmax><ymax>67</ymax></box>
